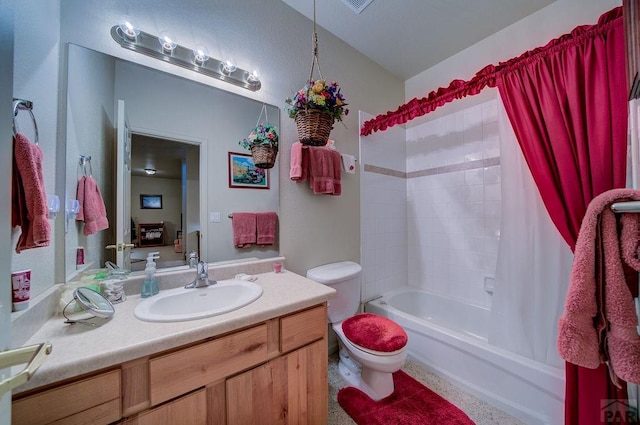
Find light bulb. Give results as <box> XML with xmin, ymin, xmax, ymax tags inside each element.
<box><xmin>222</xmin><ymin>59</ymin><xmax>237</xmax><ymax>75</ymax></box>
<box><xmin>246</xmin><ymin>70</ymin><xmax>260</xmax><ymax>84</ymax></box>
<box><xmin>118</xmin><ymin>19</ymin><xmax>140</xmax><ymax>39</ymax></box>
<box><xmin>144</xmin><ymin>168</ymin><xmax>156</xmax><ymax>175</ymax></box>
<box><xmin>193</xmin><ymin>46</ymin><xmax>209</xmax><ymax>65</ymax></box>
<box><xmin>158</xmin><ymin>32</ymin><xmax>177</xmax><ymax>52</ymax></box>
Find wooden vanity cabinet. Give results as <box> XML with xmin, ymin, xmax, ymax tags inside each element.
<box><xmin>12</xmin><ymin>303</ymin><xmax>328</xmax><ymax>425</ymax></box>
<box><xmin>11</xmin><ymin>369</ymin><xmax>122</xmax><ymax>425</ymax></box>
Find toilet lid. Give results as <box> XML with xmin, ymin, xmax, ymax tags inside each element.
<box><xmin>341</xmin><ymin>313</ymin><xmax>408</xmax><ymax>353</ymax></box>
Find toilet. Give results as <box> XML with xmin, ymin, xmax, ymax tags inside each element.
<box><xmin>306</xmin><ymin>261</ymin><xmax>408</xmax><ymax>401</ymax></box>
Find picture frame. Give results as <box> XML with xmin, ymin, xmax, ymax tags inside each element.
<box><xmin>228</xmin><ymin>152</ymin><xmax>269</xmax><ymax>189</ymax></box>
<box><xmin>140</xmin><ymin>194</ymin><xmax>163</xmax><ymax>209</ymax></box>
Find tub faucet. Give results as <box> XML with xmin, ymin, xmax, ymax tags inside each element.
<box><xmin>185</xmin><ymin>261</ymin><xmax>217</xmax><ymax>288</ymax></box>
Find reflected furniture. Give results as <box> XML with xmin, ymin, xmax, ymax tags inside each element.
<box><xmin>138</xmin><ymin>223</ymin><xmax>165</xmax><ymax>247</ymax></box>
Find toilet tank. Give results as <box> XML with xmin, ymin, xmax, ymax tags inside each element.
<box><xmin>306</xmin><ymin>261</ymin><xmax>362</xmax><ymax>323</ymax></box>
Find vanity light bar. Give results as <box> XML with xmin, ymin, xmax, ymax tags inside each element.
<box><xmin>110</xmin><ymin>25</ymin><xmax>261</xmax><ymax>92</ymax></box>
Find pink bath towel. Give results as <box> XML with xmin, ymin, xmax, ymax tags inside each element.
<box><xmin>12</xmin><ymin>133</ymin><xmax>51</xmax><ymax>253</ymax></box>
<box><xmin>256</xmin><ymin>212</ymin><xmax>277</xmax><ymax>245</ymax></box>
<box><xmin>76</xmin><ymin>175</ymin><xmax>109</xmax><ymax>235</ymax></box>
<box><xmin>290</xmin><ymin>141</ymin><xmax>306</xmax><ymax>181</ymax></box>
<box><xmin>558</xmin><ymin>188</ymin><xmax>640</xmax><ymax>385</ymax></box>
<box><xmin>232</xmin><ymin>212</ymin><xmax>257</xmax><ymax>248</ymax></box>
<box><xmin>307</xmin><ymin>146</ymin><xmax>342</xmax><ymax>195</ymax></box>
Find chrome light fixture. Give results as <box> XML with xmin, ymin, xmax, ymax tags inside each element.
<box><xmin>111</xmin><ymin>24</ymin><xmax>261</xmax><ymax>91</ymax></box>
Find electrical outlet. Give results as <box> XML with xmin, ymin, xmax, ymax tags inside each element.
<box><xmin>484</xmin><ymin>276</ymin><xmax>495</xmax><ymax>295</ymax></box>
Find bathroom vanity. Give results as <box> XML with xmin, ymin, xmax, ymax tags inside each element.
<box><xmin>11</xmin><ymin>266</ymin><xmax>334</xmax><ymax>425</ymax></box>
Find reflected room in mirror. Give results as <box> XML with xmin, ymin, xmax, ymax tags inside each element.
<box><xmin>64</xmin><ymin>43</ymin><xmax>280</xmax><ymax>280</ymax></box>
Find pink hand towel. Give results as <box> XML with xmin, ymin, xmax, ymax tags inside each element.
<box><xmin>307</xmin><ymin>146</ymin><xmax>342</xmax><ymax>195</ymax></box>
<box><xmin>77</xmin><ymin>175</ymin><xmax>109</xmax><ymax>236</ymax></box>
<box><xmin>256</xmin><ymin>212</ymin><xmax>278</xmax><ymax>245</ymax></box>
<box><xmin>12</xmin><ymin>133</ymin><xmax>51</xmax><ymax>253</ymax></box>
<box><xmin>290</xmin><ymin>141</ymin><xmax>306</xmax><ymax>181</ymax></box>
<box><xmin>558</xmin><ymin>188</ymin><xmax>640</xmax><ymax>385</ymax></box>
<box><xmin>232</xmin><ymin>212</ymin><xmax>257</xmax><ymax>248</ymax></box>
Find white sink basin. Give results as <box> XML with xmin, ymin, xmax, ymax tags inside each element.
<box><xmin>134</xmin><ymin>279</ymin><xmax>263</xmax><ymax>322</ymax></box>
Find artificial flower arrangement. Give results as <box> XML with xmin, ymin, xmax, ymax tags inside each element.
<box><xmin>285</xmin><ymin>79</ymin><xmax>349</xmax><ymax>122</ymax></box>
<box><xmin>238</xmin><ymin>124</ymin><xmax>279</xmax><ymax>151</ymax></box>
<box><xmin>238</xmin><ymin>124</ymin><xmax>279</xmax><ymax>169</ymax></box>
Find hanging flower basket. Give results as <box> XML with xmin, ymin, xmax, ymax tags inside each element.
<box><xmin>238</xmin><ymin>122</ymin><xmax>279</xmax><ymax>169</ymax></box>
<box><xmin>286</xmin><ymin>79</ymin><xmax>348</xmax><ymax>146</ymax></box>
<box><xmin>294</xmin><ymin>109</ymin><xmax>334</xmax><ymax>146</ymax></box>
<box><xmin>250</xmin><ymin>144</ymin><xmax>278</xmax><ymax>169</ymax></box>
<box><xmin>285</xmin><ymin>1</ymin><xmax>349</xmax><ymax>146</ymax></box>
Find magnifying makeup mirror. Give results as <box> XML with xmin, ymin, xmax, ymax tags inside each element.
<box><xmin>62</xmin><ymin>287</ymin><xmax>115</xmax><ymax>325</ymax></box>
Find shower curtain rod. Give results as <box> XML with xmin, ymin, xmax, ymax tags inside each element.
<box><xmin>611</xmin><ymin>201</ymin><xmax>640</xmax><ymax>213</ymax></box>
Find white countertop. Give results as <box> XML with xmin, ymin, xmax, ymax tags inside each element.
<box><xmin>16</xmin><ymin>270</ymin><xmax>335</xmax><ymax>394</ymax></box>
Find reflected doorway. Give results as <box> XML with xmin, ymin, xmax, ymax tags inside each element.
<box><xmin>129</xmin><ymin>133</ymin><xmax>200</xmax><ymax>271</ymax></box>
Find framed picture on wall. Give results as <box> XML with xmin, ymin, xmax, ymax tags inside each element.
<box><xmin>228</xmin><ymin>152</ymin><xmax>269</xmax><ymax>189</ymax></box>
<box><xmin>140</xmin><ymin>194</ymin><xmax>163</xmax><ymax>209</ymax></box>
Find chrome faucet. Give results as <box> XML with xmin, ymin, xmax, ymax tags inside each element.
<box><xmin>185</xmin><ymin>261</ymin><xmax>217</xmax><ymax>288</ymax></box>
<box><xmin>188</xmin><ymin>251</ymin><xmax>199</xmax><ymax>268</ymax></box>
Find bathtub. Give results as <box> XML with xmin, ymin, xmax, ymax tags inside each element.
<box><xmin>365</xmin><ymin>286</ymin><xmax>565</xmax><ymax>425</ymax></box>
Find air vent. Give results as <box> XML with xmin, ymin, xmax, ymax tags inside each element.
<box><xmin>340</xmin><ymin>0</ymin><xmax>374</xmax><ymax>14</ymax></box>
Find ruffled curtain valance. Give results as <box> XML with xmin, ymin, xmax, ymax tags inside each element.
<box><xmin>360</xmin><ymin>6</ymin><xmax>623</xmax><ymax>136</ymax></box>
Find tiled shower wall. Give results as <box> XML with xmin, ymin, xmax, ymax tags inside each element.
<box><xmin>406</xmin><ymin>98</ymin><xmax>500</xmax><ymax>309</ymax></box>
<box><xmin>360</xmin><ymin>112</ymin><xmax>408</xmax><ymax>302</ymax></box>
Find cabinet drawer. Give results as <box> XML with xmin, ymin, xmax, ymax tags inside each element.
<box><xmin>149</xmin><ymin>324</ymin><xmax>267</xmax><ymax>405</ymax></box>
<box><xmin>280</xmin><ymin>305</ymin><xmax>327</xmax><ymax>353</ymax></box>
<box><xmin>12</xmin><ymin>369</ymin><xmax>121</xmax><ymax>425</ymax></box>
<box><xmin>134</xmin><ymin>389</ymin><xmax>207</xmax><ymax>425</ymax></box>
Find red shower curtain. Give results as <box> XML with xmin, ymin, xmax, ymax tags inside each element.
<box><xmin>496</xmin><ymin>8</ymin><xmax>629</xmax><ymax>425</ymax></box>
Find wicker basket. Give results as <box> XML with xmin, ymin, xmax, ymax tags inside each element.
<box><xmin>295</xmin><ymin>109</ymin><xmax>334</xmax><ymax>146</ymax></box>
<box><xmin>251</xmin><ymin>144</ymin><xmax>278</xmax><ymax>169</ymax></box>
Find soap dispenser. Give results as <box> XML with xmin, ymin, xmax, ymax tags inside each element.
<box><xmin>141</xmin><ymin>252</ymin><xmax>160</xmax><ymax>298</ymax></box>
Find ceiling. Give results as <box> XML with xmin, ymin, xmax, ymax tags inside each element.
<box><xmin>281</xmin><ymin>0</ymin><xmax>557</xmax><ymax>80</ymax></box>
<box><xmin>132</xmin><ymin>134</ymin><xmax>196</xmax><ymax>180</ymax></box>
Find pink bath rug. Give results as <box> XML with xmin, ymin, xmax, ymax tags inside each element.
<box><xmin>337</xmin><ymin>370</ymin><xmax>475</xmax><ymax>425</ymax></box>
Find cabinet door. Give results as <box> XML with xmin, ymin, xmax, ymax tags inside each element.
<box><xmin>133</xmin><ymin>389</ymin><xmax>206</xmax><ymax>425</ymax></box>
<box><xmin>226</xmin><ymin>339</ymin><xmax>327</xmax><ymax>425</ymax></box>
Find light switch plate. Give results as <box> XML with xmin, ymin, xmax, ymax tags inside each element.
<box><xmin>209</xmin><ymin>212</ymin><xmax>221</xmax><ymax>223</ymax></box>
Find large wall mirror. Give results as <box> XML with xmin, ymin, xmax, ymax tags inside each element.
<box><xmin>64</xmin><ymin>44</ymin><xmax>280</xmax><ymax>280</ymax></box>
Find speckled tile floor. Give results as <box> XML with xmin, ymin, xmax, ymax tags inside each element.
<box><xmin>327</xmin><ymin>354</ymin><xmax>526</xmax><ymax>425</ymax></box>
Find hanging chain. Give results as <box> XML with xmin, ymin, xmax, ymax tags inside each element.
<box><xmin>308</xmin><ymin>0</ymin><xmax>323</xmax><ymax>83</ymax></box>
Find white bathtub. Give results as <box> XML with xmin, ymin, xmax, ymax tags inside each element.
<box><xmin>365</xmin><ymin>286</ymin><xmax>565</xmax><ymax>425</ymax></box>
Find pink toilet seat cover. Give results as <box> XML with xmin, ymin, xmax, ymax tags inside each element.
<box><xmin>341</xmin><ymin>313</ymin><xmax>408</xmax><ymax>353</ymax></box>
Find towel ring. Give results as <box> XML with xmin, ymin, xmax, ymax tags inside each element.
<box><xmin>12</xmin><ymin>99</ymin><xmax>39</xmax><ymax>145</ymax></box>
